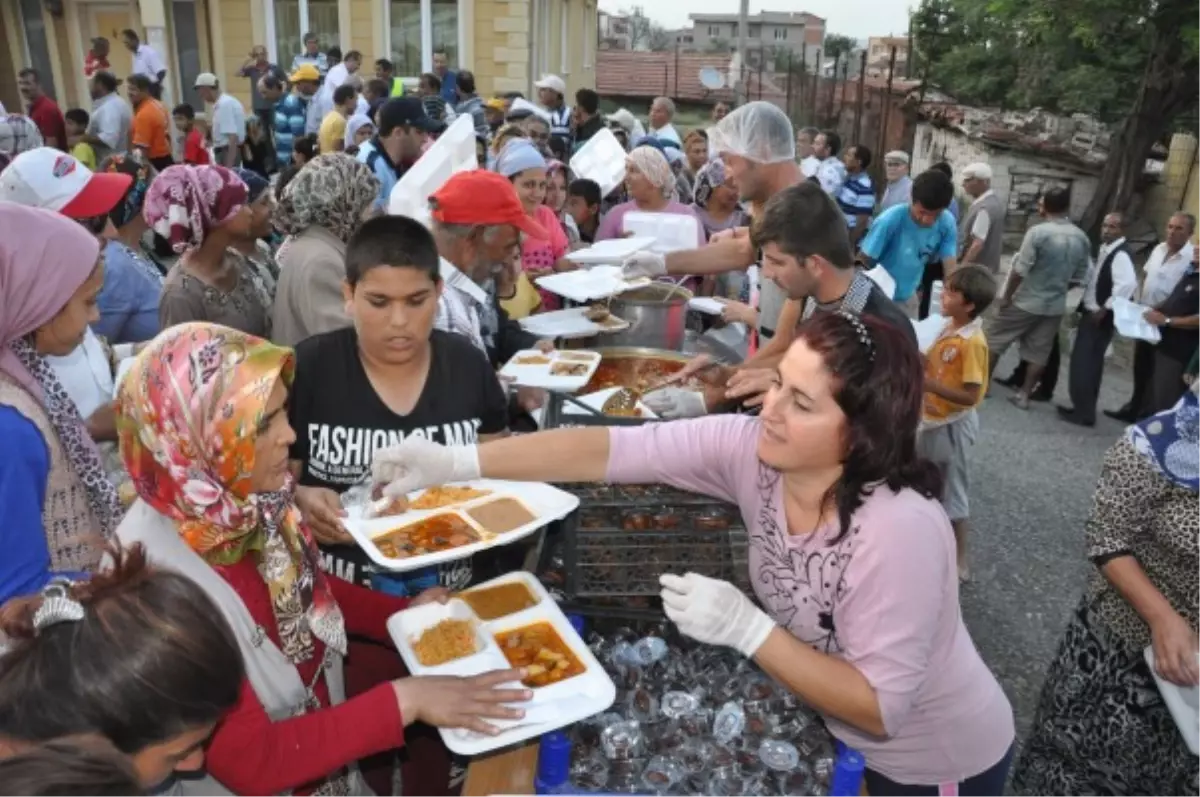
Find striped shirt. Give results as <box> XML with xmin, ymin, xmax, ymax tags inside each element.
<box><xmin>273</xmin><ymin>93</ymin><xmax>308</xmax><ymax>165</ymax></box>
<box><xmin>838</xmin><ymin>171</ymin><xmax>875</xmax><ymax>229</ymax></box>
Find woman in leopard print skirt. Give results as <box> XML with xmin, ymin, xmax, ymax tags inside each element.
<box><xmin>1012</xmin><ymin>387</ymin><xmax>1199</xmax><ymax>795</ymax></box>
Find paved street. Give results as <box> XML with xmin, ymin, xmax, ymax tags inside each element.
<box><xmin>961</xmin><ymin>343</ymin><xmax>1136</xmax><ymax>743</ymax></box>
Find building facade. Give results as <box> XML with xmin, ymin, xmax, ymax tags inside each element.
<box><xmin>687</xmin><ymin>10</ymin><xmax>823</xmax><ymax>64</ymax></box>
<box><xmin>865</xmin><ymin>35</ymin><xmax>908</xmax><ymax>80</ymax></box>
<box><xmin>2</xmin><ymin>0</ymin><xmax>595</xmax><ymax>118</ymax></box>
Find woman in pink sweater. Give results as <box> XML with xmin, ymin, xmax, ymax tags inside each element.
<box><xmin>369</xmin><ymin>312</ymin><xmax>1016</xmax><ymax>795</ymax></box>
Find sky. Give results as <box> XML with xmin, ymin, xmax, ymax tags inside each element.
<box><xmin>597</xmin><ymin>0</ymin><xmax>913</xmax><ymax>40</ymax></box>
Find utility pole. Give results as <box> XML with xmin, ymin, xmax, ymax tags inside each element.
<box><xmin>735</xmin><ymin>0</ymin><xmax>749</xmax><ymax>106</ymax></box>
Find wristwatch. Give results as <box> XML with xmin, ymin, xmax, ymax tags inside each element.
<box><xmin>1165</xmin><ymin>317</ymin><xmax>1173</xmax><ymax>326</ymax></box>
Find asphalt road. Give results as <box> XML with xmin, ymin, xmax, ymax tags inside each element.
<box><xmin>960</xmin><ymin>342</ymin><xmax>1136</xmax><ymax>743</ymax></box>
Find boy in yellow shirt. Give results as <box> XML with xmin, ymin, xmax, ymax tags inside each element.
<box><xmin>64</xmin><ymin>109</ymin><xmax>96</xmax><ymax>169</ymax></box>
<box><xmin>918</xmin><ymin>264</ymin><xmax>997</xmax><ymax>582</ymax></box>
<box><xmin>318</xmin><ymin>84</ymin><xmax>358</xmax><ymax>154</ymax></box>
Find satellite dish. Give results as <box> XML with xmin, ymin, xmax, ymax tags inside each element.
<box><xmin>699</xmin><ymin>66</ymin><xmax>725</xmax><ymax>90</ymax></box>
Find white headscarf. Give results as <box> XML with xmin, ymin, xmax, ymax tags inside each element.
<box><xmin>627</xmin><ymin>145</ymin><xmax>675</xmax><ymax>200</ymax></box>
<box><xmin>344</xmin><ymin>114</ymin><xmax>373</xmax><ymax>149</ymax></box>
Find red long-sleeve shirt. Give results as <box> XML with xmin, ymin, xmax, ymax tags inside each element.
<box><xmin>204</xmin><ymin>558</ymin><xmax>411</xmax><ymax>795</ymax></box>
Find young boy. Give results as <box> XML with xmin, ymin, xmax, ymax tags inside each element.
<box><xmin>566</xmin><ymin>178</ymin><xmax>601</xmax><ymax>244</ymax></box>
<box><xmin>918</xmin><ymin>264</ymin><xmax>997</xmax><ymax>582</ymax></box>
<box><xmin>172</xmin><ymin>103</ymin><xmax>210</xmax><ymax>165</ymax></box>
<box><xmin>63</xmin><ymin>109</ymin><xmax>96</xmax><ymax>169</ymax></box>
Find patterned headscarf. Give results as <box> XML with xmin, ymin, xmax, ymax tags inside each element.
<box><xmin>274</xmin><ymin>154</ymin><xmax>379</xmax><ymax>243</ymax></box>
<box><xmin>627</xmin><ymin>145</ymin><xmax>675</xmax><ymax>200</ymax></box>
<box><xmin>100</xmin><ymin>153</ymin><xmax>155</xmax><ymax>229</ymax></box>
<box><xmin>0</xmin><ymin>204</ymin><xmax>121</xmax><ymax>538</ymax></box>
<box><xmin>1127</xmin><ymin>384</ymin><xmax>1199</xmax><ymax>493</ymax></box>
<box><xmin>0</xmin><ymin>114</ymin><xmax>44</xmax><ymax>174</ymax></box>
<box><xmin>692</xmin><ymin>157</ymin><xmax>728</xmax><ymax>209</ymax></box>
<box><xmin>143</xmin><ymin>165</ymin><xmax>249</xmax><ymax>254</ymax></box>
<box><xmin>234</xmin><ymin>167</ymin><xmax>270</xmax><ymax>203</ymax></box>
<box><xmin>116</xmin><ymin>323</ymin><xmax>346</xmax><ymax>663</ymax></box>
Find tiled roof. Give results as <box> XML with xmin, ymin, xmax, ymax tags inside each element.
<box><xmin>595</xmin><ymin>51</ymin><xmax>788</xmax><ymax>104</ymax></box>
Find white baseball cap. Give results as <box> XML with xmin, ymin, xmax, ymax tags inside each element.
<box><xmin>962</xmin><ymin>162</ymin><xmax>993</xmax><ymax>181</ymax></box>
<box><xmin>534</xmin><ymin>74</ymin><xmax>567</xmax><ymax>96</ymax></box>
<box><xmin>194</xmin><ymin>72</ymin><xmax>219</xmax><ymax>88</ymax></box>
<box><xmin>0</xmin><ymin>147</ymin><xmax>131</xmax><ymax>218</ymax></box>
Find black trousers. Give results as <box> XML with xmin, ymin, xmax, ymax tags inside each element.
<box><xmin>1146</xmin><ymin>350</ymin><xmax>1190</xmax><ymax>417</ymax></box>
<box><xmin>1067</xmin><ymin>313</ymin><xmax>1114</xmax><ymax>424</ymax></box>
<box><xmin>918</xmin><ymin>259</ymin><xmax>944</xmax><ymax>320</ymax></box>
<box><xmin>1122</xmin><ymin>339</ymin><xmax>1156</xmax><ymax>417</ymax></box>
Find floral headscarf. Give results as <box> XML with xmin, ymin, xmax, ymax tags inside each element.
<box><xmin>274</xmin><ymin>154</ymin><xmax>379</xmax><ymax>243</ymax></box>
<box><xmin>1127</xmin><ymin>383</ymin><xmax>1199</xmax><ymax>493</ymax></box>
<box><xmin>627</xmin><ymin>145</ymin><xmax>676</xmax><ymax>200</ymax></box>
<box><xmin>692</xmin><ymin>157</ymin><xmax>729</xmax><ymax>209</ymax></box>
<box><xmin>116</xmin><ymin>323</ymin><xmax>345</xmax><ymax>663</ymax></box>
<box><xmin>100</xmin><ymin>153</ymin><xmax>155</xmax><ymax>229</ymax></box>
<box><xmin>143</xmin><ymin>165</ymin><xmax>249</xmax><ymax>254</ymax></box>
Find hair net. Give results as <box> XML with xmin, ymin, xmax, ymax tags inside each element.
<box><xmin>707</xmin><ymin>101</ymin><xmax>795</xmax><ymax>164</ymax></box>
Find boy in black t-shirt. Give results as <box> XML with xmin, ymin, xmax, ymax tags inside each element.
<box><xmin>288</xmin><ymin>215</ymin><xmax>510</xmax><ymax>594</ymax></box>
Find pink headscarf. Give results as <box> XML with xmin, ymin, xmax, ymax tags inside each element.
<box><xmin>143</xmin><ymin>164</ymin><xmax>249</xmax><ymax>254</ymax></box>
<box><xmin>0</xmin><ymin>204</ymin><xmax>101</xmax><ymax>398</ymax></box>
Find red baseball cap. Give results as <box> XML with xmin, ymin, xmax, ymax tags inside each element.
<box><xmin>429</xmin><ymin>171</ymin><xmax>548</xmax><ymax>240</ymax></box>
<box><xmin>0</xmin><ymin>147</ymin><xmax>131</xmax><ymax>219</ymax></box>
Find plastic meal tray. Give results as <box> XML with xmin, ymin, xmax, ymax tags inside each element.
<box><xmin>688</xmin><ymin>297</ymin><xmax>725</xmax><ymax>316</ymax></box>
<box><xmin>1145</xmin><ymin>645</ymin><xmax>1200</xmax><ymax>754</ymax></box>
<box><xmin>387</xmin><ymin>570</ymin><xmax>616</xmax><ymax>755</ymax></box>
<box><xmin>344</xmin><ymin>480</ymin><xmax>580</xmax><ymax>574</ymax></box>
<box><xmin>536</xmin><ymin>266</ymin><xmax>652</xmax><ymax>303</ymax></box>
<box><xmin>518</xmin><ymin>307</ymin><xmax>630</xmax><ymax>340</ymax></box>
<box><xmin>498</xmin><ymin>349</ymin><xmax>602</xmax><ymax>391</ymax></box>
<box><xmin>568</xmin><ymin>128</ymin><xmax>627</xmax><ymax>199</ymax></box>
<box><xmin>565</xmin><ymin>237</ymin><xmax>657</xmax><ymax>266</ymax></box>
<box><xmin>388</xmin><ymin>115</ymin><xmax>478</xmax><ymax>226</ymax></box>
<box><xmin>622</xmin><ymin>211</ymin><xmax>701</xmax><ymax>253</ymax></box>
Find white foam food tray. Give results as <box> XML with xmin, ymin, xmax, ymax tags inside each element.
<box><xmin>1145</xmin><ymin>645</ymin><xmax>1200</xmax><ymax>754</ymax></box>
<box><xmin>518</xmin><ymin>307</ymin><xmax>630</xmax><ymax>339</ymax></box>
<box><xmin>388</xmin><ymin>570</ymin><xmax>616</xmax><ymax>756</ymax></box>
<box><xmin>536</xmin><ymin>266</ymin><xmax>652</xmax><ymax>303</ymax></box>
<box><xmin>498</xmin><ymin>348</ymin><xmax>602</xmax><ymax>391</ymax></box>
<box><xmin>565</xmin><ymin>236</ymin><xmax>657</xmax><ymax>266</ymax></box>
<box><xmin>688</xmin><ymin>296</ymin><xmax>725</xmax><ymax>316</ymax></box>
<box><xmin>344</xmin><ymin>480</ymin><xmax>579</xmax><ymax>574</ymax></box>
<box><xmin>622</xmin><ymin>211</ymin><xmax>702</xmax><ymax>253</ymax></box>
<box><xmin>568</xmin><ymin>128</ymin><xmax>627</xmax><ymax>199</ymax></box>
<box><xmin>388</xmin><ymin>115</ymin><xmax>478</xmax><ymax>227</ymax></box>
<box><xmin>910</xmin><ymin>314</ymin><xmax>947</xmax><ymax>354</ymax></box>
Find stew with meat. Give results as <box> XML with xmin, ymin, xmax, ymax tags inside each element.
<box><xmin>495</xmin><ymin>622</ymin><xmax>586</xmax><ymax>687</ymax></box>
<box><xmin>373</xmin><ymin>513</ymin><xmax>480</xmax><ymax>559</ymax></box>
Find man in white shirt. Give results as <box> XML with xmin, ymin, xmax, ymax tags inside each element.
<box><xmin>194</xmin><ymin>73</ymin><xmax>246</xmax><ymax>167</ymax></box>
<box><xmin>1106</xmin><ymin>211</ymin><xmax>1196</xmax><ymax>421</ymax></box>
<box><xmin>813</xmin><ymin>130</ymin><xmax>846</xmax><ymax>197</ymax></box>
<box><xmin>1059</xmin><ymin>212</ymin><xmax>1137</xmax><ymax>426</ymax></box>
<box><xmin>796</xmin><ymin>126</ymin><xmax>820</xmax><ymax>178</ymax></box>
<box><xmin>121</xmin><ymin>29</ymin><xmax>167</xmax><ymax>98</ymax></box>
<box><xmin>958</xmin><ymin>162</ymin><xmax>1005</xmax><ymax>273</ymax></box>
<box><xmin>83</xmin><ymin>72</ymin><xmax>132</xmax><ymax>160</ymax></box>
<box><xmin>647</xmin><ymin>96</ymin><xmax>682</xmax><ymax>146</ymax></box>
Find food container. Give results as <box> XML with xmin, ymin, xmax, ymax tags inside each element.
<box><xmin>605</xmin><ymin>283</ymin><xmax>694</xmax><ymax>352</ymax></box>
<box><xmin>622</xmin><ymin>211</ymin><xmax>701</xmax><ymax>254</ymax></box>
<box><xmin>387</xmin><ymin>571</ymin><xmax>616</xmax><ymax>755</ymax></box>
<box><xmin>535</xmin><ymin>266</ymin><xmax>652</xmax><ymax>304</ymax></box>
<box><xmin>565</xmin><ymin>236</ymin><xmax>657</xmax><ymax>266</ymax></box>
<box><xmin>498</xmin><ymin>349</ymin><xmax>602</xmax><ymax>391</ymax></box>
<box><xmin>518</xmin><ymin>306</ymin><xmax>630</xmax><ymax>340</ymax></box>
<box><xmin>344</xmin><ymin>479</ymin><xmax>579</xmax><ymax>574</ymax></box>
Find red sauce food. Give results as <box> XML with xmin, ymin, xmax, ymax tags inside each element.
<box><xmin>583</xmin><ymin>358</ymin><xmax>689</xmax><ymax>394</ymax></box>
<box><xmin>373</xmin><ymin>513</ymin><xmax>480</xmax><ymax>559</ymax></box>
<box><xmin>495</xmin><ymin>622</ymin><xmax>586</xmax><ymax>687</ymax></box>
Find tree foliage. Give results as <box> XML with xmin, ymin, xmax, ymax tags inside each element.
<box><xmin>823</xmin><ymin>33</ymin><xmax>857</xmax><ymax>63</ymax></box>
<box><xmin>624</xmin><ymin>5</ymin><xmax>672</xmax><ymax>52</ymax></box>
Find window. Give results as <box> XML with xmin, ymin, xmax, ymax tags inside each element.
<box><xmin>560</xmin><ymin>0</ymin><xmax>569</xmax><ymax>74</ymax></box>
<box><xmin>17</xmin><ymin>0</ymin><xmax>56</xmax><ymax>101</ymax></box>
<box><xmin>269</xmin><ymin>0</ymin><xmax>340</xmax><ymax>67</ymax></box>
<box><xmin>171</xmin><ymin>0</ymin><xmax>203</xmax><ymax>110</ymax></box>
<box><xmin>583</xmin><ymin>4</ymin><xmax>593</xmax><ymax>68</ymax></box>
<box><xmin>707</xmin><ymin>25</ymin><xmax>719</xmax><ymax>37</ymax></box>
<box><xmin>386</xmin><ymin>0</ymin><xmax>459</xmax><ymax>77</ymax></box>
<box><xmin>773</xmin><ymin>27</ymin><xmax>787</xmax><ymax>40</ymax></box>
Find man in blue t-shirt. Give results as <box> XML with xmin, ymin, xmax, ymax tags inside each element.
<box><xmin>860</xmin><ymin>169</ymin><xmax>958</xmax><ymax>316</ymax></box>
<box><xmin>356</xmin><ymin>97</ymin><xmax>441</xmax><ymax>210</ymax></box>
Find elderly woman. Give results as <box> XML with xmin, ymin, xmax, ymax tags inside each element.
<box><xmin>372</xmin><ymin>312</ymin><xmax>1017</xmax><ymax>795</ymax></box>
<box><xmin>230</xmin><ymin>167</ymin><xmax>280</xmax><ymax>297</ymax></box>
<box><xmin>114</xmin><ymin>323</ymin><xmax>531</xmax><ymax>795</ymax></box>
<box><xmin>595</xmin><ymin>145</ymin><xmax>705</xmax><ymax>247</ymax></box>
<box><xmin>145</xmin><ymin>165</ymin><xmax>273</xmax><ymax>339</ymax></box>
<box><xmin>0</xmin><ymin>205</ymin><xmax>121</xmax><ymax>604</ymax></box>
<box><xmin>272</xmin><ymin>154</ymin><xmax>380</xmax><ymax>347</ymax></box>
<box><xmin>496</xmin><ymin>139</ymin><xmax>572</xmax><ymax>310</ymax></box>
<box><xmin>1012</xmin><ymin>388</ymin><xmax>1199</xmax><ymax>795</ymax></box>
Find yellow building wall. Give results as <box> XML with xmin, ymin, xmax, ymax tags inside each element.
<box><xmin>563</xmin><ymin>0</ymin><xmax>594</xmax><ymax>96</ymax></box>
<box><xmin>474</xmin><ymin>0</ymin><xmax>530</xmax><ymax>97</ymax></box>
<box><xmin>0</xmin><ymin>2</ymin><xmax>22</xmax><ymax>111</ymax></box>
<box><xmin>349</xmin><ymin>0</ymin><xmax>372</xmax><ymax>59</ymax></box>
<box><xmin>1146</xmin><ymin>133</ymin><xmax>1199</xmax><ymax>235</ymax></box>
<box><xmin>213</xmin><ymin>0</ymin><xmax>255</xmax><ymax>108</ymax></box>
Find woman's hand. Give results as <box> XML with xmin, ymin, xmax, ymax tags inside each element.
<box><xmin>372</xmin><ymin>439</ymin><xmax>482</xmax><ymax>498</ymax></box>
<box><xmin>294</xmin><ymin>485</ymin><xmax>352</xmax><ymax>545</ymax></box>
<box><xmin>718</xmin><ymin>298</ymin><xmax>758</xmax><ymax>327</ymax></box>
<box><xmin>1150</xmin><ymin>610</ymin><xmax>1200</xmax><ymax>686</ymax></box>
<box><xmin>667</xmin><ymin>354</ymin><xmax>734</xmax><ymax>389</ymax></box>
<box><xmin>392</xmin><ymin>670</ymin><xmax>532</xmax><ymax>735</ymax></box>
<box><xmin>410</xmin><ymin>587</ymin><xmax>452</xmax><ymax>607</ymax></box>
<box><xmin>660</xmin><ymin>572</ymin><xmax>776</xmax><ymax>657</ymax></box>
<box><xmin>725</xmin><ymin>368</ymin><xmax>776</xmax><ymax>408</ymax></box>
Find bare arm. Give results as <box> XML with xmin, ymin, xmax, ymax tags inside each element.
<box><xmin>663</xmin><ymin>235</ymin><xmax>756</xmax><ymax>277</ymax></box>
<box><xmin>963</xmin><ymin>237</ymin><xmax>984</xmax><ymax>265</ymax></box>
<box><xmin>477</xmin><ymin>427</ymin><xmax>610</xmax><ymax>482</ymax></box>
<box><xmin>925</xmin><ymin>379</ymin><xmax>981</xmax><ymax>409</ymax></box>
<box><xmin>941</xmin><ymin>255</ymin><xmax>958</xmax><ymax>277</ymax></box>
<box><xmin>222</xmin><ymin>135</ymin><xmax>239</xmax><ymax>166</ymax></box>
<box><xmin>740</xmin><ymin>298</ymin><xmax>802</xmax><ymax>369</ymax></box>
<box><xmin>755</xmin><ymin>628</ymin><xmax>886</xmax><ymax>737</ymax></box>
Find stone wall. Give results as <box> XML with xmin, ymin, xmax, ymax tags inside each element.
<box><xmin>474</xmin><ymin>0</ymin><xmax>531</xmax><ymax>97</ymax></box>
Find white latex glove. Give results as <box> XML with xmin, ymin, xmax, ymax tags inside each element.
<box><xmin>643</xmin><ymin>387</ymin><xmax>708</xmax><ymax>419</ymax></box>
<box><xmin>622</xmin><ymin>251</ymin><xmax>667</xmax><ymax>280</ymax></box>
<box><xmin>372</xmin><ymin>438</ymin><xmax>482</xmax><ymax>498</ymax></box>
<box><xmin>660</xmin><ymin>572</ymin><xmax>776</xmax><ymax>658</ymax></box>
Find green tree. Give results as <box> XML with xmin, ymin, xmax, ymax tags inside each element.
<box><xmin>823</xmin><ymin>33</ymin><xmax>857</xmax><ymax>63</ymax></box>
<box><xmin>912</xmin><ymin>0</ymin><xmax>1199</xmax><ymax>235</ymax></box>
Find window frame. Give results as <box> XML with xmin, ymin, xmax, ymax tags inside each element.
<box><xmin>560</xmin><ymin>0</ymin><xmax>569</xmax><ymax>74</ymax></box>
<box><xmin>583</xmin><ymin>3</ymin><xmax>593</xmax><ymax>69</ymax></box>
<box><xmin>381</xmin><ymin>0</ymin><xmax>465</xmax><ymax>79</ymax></box>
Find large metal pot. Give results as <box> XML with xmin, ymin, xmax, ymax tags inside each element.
<box><xmin>604</xmin><ymin>282</ymin><xmax>694</xmax><ymax>351</ymax></box>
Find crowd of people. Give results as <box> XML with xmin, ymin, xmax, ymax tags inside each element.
<box><xmin>0</xmin><ymin>45</ymin><xmax>1196</xmax><ymax>797</ymax></box>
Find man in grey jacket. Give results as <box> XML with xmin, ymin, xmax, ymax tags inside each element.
<box><xmin>958</xmin><ymin>162</ymin><xmax>1005</xmax><ymax>273</ymax></box>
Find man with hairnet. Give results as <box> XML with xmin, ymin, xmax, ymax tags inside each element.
<box><xmin>621</xmin><ymin>102</ymin><xmax>912</xmax><ymax>418</ymax></box>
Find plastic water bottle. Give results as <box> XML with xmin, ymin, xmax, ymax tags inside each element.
<box><xmin>567</xmin><ymin>613</ymin><xmax>586</xmax><ymax>636</ymax></box>
<box><xmin>534</xmin><ymin>731</ymin><xmax>573</xmax><ymax>795</ymax></box>
<box><xmin>829</xmin><ymin>747</ymin><xmax>866</xmax><ymax>796</ymax></box>
<box><xmin>928</xmin><ymin>280</ymin><xmax>945</xmax><ymax>316</ymax></box>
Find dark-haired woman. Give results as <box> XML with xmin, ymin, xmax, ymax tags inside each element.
<box><xmin>0</xmin><ymin>738</ymin><xmax>144</xmax><ymax>796</ymax></box>
<box><xmin>0</xmin><ymin>544</ymin><xmax>244</xmax><ymax>792</ymax></box>
<box><xmin>371</xmin><ymin>312</ymin><xmax>1017</xmax><ymax>795</ymax></box>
